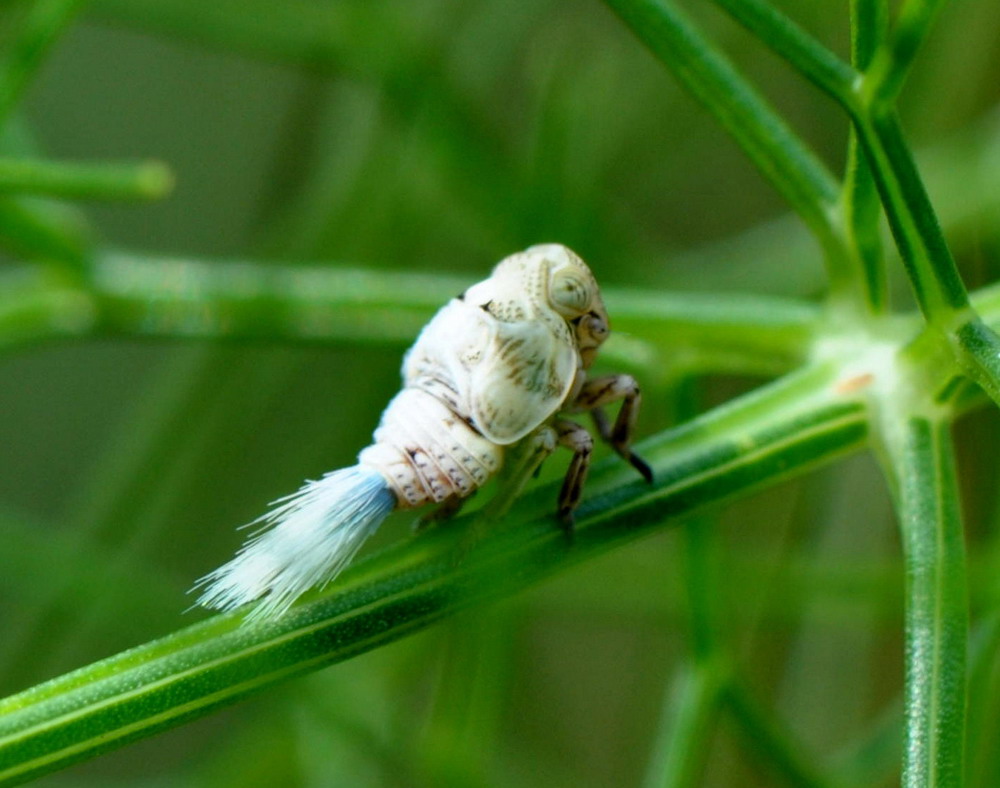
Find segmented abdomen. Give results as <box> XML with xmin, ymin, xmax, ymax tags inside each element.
<box><xmin>357</xmin><ymin>388</ymin><xmax>503</xmax><ymax>508</ymax></box>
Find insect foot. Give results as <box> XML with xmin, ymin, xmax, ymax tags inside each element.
<box><xmin>194</xmin><ymin>243</ymin><xmax>648</xmax><ymax>622</ymax></box>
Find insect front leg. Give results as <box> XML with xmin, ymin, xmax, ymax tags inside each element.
<box><xmin>555</xmin><ymin>418</ymin><xmax>594</xmax><ymax>530</ymax></box>
<box><xmin>571</xmin><ymin>374</ymin><xmax>653</xmax><ymax>483</ymax></box>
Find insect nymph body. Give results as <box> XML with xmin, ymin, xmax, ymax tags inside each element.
<box><xmin>196</xmin><ymin>244</ymin><xmax>650</xmax><ymax>621</ymax></box>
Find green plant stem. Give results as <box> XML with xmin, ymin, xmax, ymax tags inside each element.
<box><xmin>0</xmin><ymin>363</ymin><xmax>868</xmax><ymax>785</ymax></box>
<box><xmin>0</xmin><ymin>253</ymin><xmax>821</xmax><ymax>376</ymax></box>
<box><xmin>600</xmin><ymin>0</ymin><xmax>853</xmax><ymax>300</ymax></box>
<box><xmin>724</xmin><ymin>681</ymin><xmax>841</xmax><ymax>788</ymax></box>
<box><xmin>668</xmin><ymin>106</ymin><xmax>1000</xmax><ymax>302</ymax></box>
<box><xmin>950</xmin><ymin>319</ymin><xmax>1000</xmax><ymax>407</ymax></box>
<box><xmin>697</xmin><ymin>0</ymin><xmax>888</xmax><ymax>315</ymax></box>
<box><xmin>0</xmin><ymin>197</ymin><xmax>91</xmax><ymax>265</ymax></box>
<box><xmin>0</xmin><ymin>0</ymin><xmax>84</xmax><ymax>125</ymax></box>
<box><xmin>842</xmin><ymin>0</ymin><xmax>888</xmax><ymax>314</ymax></box>
<box><xmin>0</xmin><ymin>266</ymin><xmax>93</xmax><ymax>350</ymax></box>
<box><xmin>851</xmin><ymin>0</ymin><xmax>889</xmax><ymax>70</ymax></box>
<box><xmin>0</xmin><ymin>158</ymin><xmax>174</xmax><ymax>201</ymax></box>
<box><xmin>863</xmin><ymin>0</ymin><xmax>949</xmax><ymax>105</ymax></box>
<box><xmin>706</xmin><ymin>0</ymin><xmax>969</xmax><ymax>327</ymax></box>
<box><xmin>645</xmin><ymin>380</ymin><xmax>728</xmax><ymax>788</ymax></box>
<box><xmin>879</xmin><ymin>416</ymin><xmax>968</xmax><ymax>787</ymax></box>
<box><xmin>645</xmin><ymin>661</ymin><xmax>727</xmax><ymax>788</ymax></box>
<box><xmin>832</xmin><ymin>699</ymin><xmax>903</xmax><ymax>786</ymax></box>
<box><xmin>709</xmin><ymin>0</ymin><xmax>857</xmax><ymax>106</ymax></box>
<box><xmin>681</xmin><ymin>526</ymin><xmax>725</xmax><ymax>663</ymax></box>
<box><xmin>852</xmin><ymin>109</ymin><xmax>971</xmax><ymax>324</ymax></box>
<box><xmin>965</xmin><ymin>613</ymin><xmax>1000</xmax><ymax>786</ymax></box>
<box><xmin>840</xmin><ymin>136</ymin><xmax>886</xmax><ymax>317</ymax></box>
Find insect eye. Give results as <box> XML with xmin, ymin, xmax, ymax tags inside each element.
<box><xmin>549</xmin><ymin>268</ymin><xmax>594</xmax><ymax>317</ymax></box>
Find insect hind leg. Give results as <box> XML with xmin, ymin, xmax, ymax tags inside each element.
<box><xmin>482</xmin><ymin>425</ymin><xmax>557</xmax><ymax>522</ymax></box>
<box><xmin>414</xmin><ymin>493</ymin><xmax>471</xmax><ymax>532</ymax></box>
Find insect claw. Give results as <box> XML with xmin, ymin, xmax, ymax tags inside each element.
<box><xmin>629</xmin><ymin>452</ymin><xmax>654</xmax><ymax>484</ymax></box>
<box><xmin>557</xmin><ymin>509</ymin><xmax>576</xmax><ymax>542</ymax></box>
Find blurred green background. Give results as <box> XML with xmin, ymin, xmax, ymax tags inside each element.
<box><xmin>2</xmin><ymin>1</ymin><xmax>1000</xmax><ymax>786</ymax></box>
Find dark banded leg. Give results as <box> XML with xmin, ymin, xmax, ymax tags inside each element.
<box><xmin>555</xmin><ymin>419</ymin><xmax>593</xmax><ymax>531</ymax></box>
<box><xmin>570</xmin><ymin>374</ymin><xmax>653</xmax><ymax>483</ymax></box>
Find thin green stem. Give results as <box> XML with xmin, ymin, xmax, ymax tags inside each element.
<box><xmin>965</xmin><ymin>613</ymin><xmax>1000</xmax><ymax>786</ymax></box>
<box><xmin>863</xmin><ymin>0</ymin><xmax>950</xmax><ymax>106</ymax></box>
<box><xmin>840</xmin><ymin>136</ymin><xmax>886</xmax><ymax>315</ymax></box>
<box><xmin>704</xmin><ymin>0</ymin><xmax>968</xmax><ymax>327</ymax></box>
<box><xmin>0</xmin><ymin>253</ymin><xmax>822</xmax><ymax>377</ymax></box>
<box><xmin>851</xmin><ymin>0</ymin><xmax>889</xmax><ymax>71</ymax></box>
<box><xmin>644</xmin><ymin>379</ymin><xmax>728</xmax><ymax>788</ymax></box>
<box><xmin>681</xmin><ymin>518</ymin><xmax>726</xmax><ymax>662</ymax></box>
<box><xmin>601</xmin><ymin>0</ymin><xmax>851</xmax><ymax>296</ymax></box>
<box><xmin>724</xmin><ymin>680</ymin><xmax>843</xmax><ymax>788</ymax></box>
<box><xmin>707</xmin><ymin>0</ymin><xmax>894</xmax><ymax>316</ymax></box>
<box><xmin>951</xmin><ymin>319</ymin><xmax>1000</xmax><ymax>408</ymax></box>
<box><xmin>841</xmin><ymin>0</ymin><xmax>889</xmax><ymax>314</ymax></box>
<box><xmin>0</xmin><ymin>197</ymin><xmax>91</xmax><ymax>266</ymax></box>
<box><xmin>852</xmin><ymin>109</ymin><xmax>971</xmax><ymax>324</ymax></box>
<box><xmin>0</xmin><ymin>158</ymin><xmax>174</xmax><ymax>201</ymax></box>
<box><xmin>645</xmin><ymin>662</ymin><xmax>727</xmax><ymax>788</ymax></box>
<box><xmin>0</xmin><ymin>364</ymin><xmax>868</xmax><ymax>785</ymax></box>
<box><xmin>832</xmin><ymin>699</ymin><xmax>903</xmax><ymax>787</ymax></box>
<box><xmin>710</xmin><ymin>0</ymin><xmax>858</xmax><ymax>108</ymax></box>
<box><xmin>673</xmin><ymin>377</ymin><xmax>727</xmax><ymax>661</ymax></box>
<box><xmin>0</xmin><ymin>266</ymin><xmax>95</xmax><ymax>350</ymax></box>
<box><xmin>879</xmin><ymin>416</ymin><xmax>968</xmax><ymax>787</ymax></box>
<box><xmin>0</xmin><ymin>0</ymin><xmax>84</xmax><ymax>125</ymax></box>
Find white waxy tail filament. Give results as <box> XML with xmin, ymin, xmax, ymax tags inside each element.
<box><xmin>194</xmin><ymin>464</ymin><xmax>396</xmax><ymax>622</ymax></box>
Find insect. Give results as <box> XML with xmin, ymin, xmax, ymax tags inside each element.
<box><xmin>195</xmin><ymin>244</ymin><xmax>652</xmax><ymax>621</ymax></box>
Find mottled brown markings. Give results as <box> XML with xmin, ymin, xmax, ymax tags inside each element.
<box><xmin>554</xmin><ymin>419</ymin><xmax>594</xmax><ymax>528</ymax></box>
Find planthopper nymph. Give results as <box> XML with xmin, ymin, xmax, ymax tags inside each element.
<box><xmin>194</xmin><ymin>244</ymin><xmax>652</xmax><ymax>621</ymax></box>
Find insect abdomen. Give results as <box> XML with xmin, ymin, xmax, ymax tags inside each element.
<box><xmin>358</xmin><ymin>388</ymin><xmax>503</xmax><ymax>508</ymax></box>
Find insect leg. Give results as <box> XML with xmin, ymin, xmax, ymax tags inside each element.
<box><xmin>555</xmin><ymin>418</ymin><xmax>594</xmax><ymax>530</ymax></box>
<box><xmin>590</xmin><ymin>406</ymin><xmax>612</xmax><ymax>443</ymax></box>
<box><xmin>570</xmin><ymin>375</ymin><xmax>653</xmax><ymax>483</ymax></box>
<box><xmin>414</xmin><ymin>493</ymin><xmax>470</xmax><ymax>532</ymax></box>
<box><xmin>483</xmin><ymin>425</ymin><xmax>557</xmax><ymax>522</ymax></box>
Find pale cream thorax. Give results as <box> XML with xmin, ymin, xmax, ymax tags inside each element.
<box><xmin>358</xmin><ymin>244</ymin><xmax>605</xmax><ymax>508</ymax></box>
